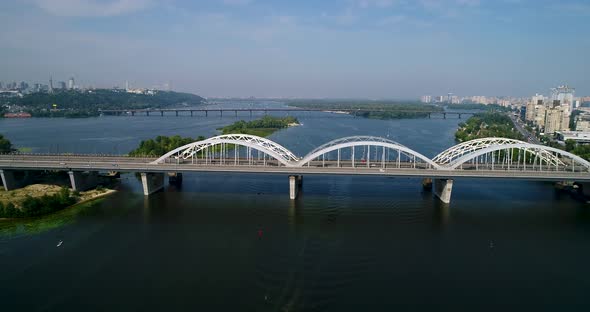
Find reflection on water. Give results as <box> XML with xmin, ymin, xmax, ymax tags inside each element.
<box><xmin>1</xmin><ymin>101</ymin><xmax>590</xmax><ymax>310</ymax></box>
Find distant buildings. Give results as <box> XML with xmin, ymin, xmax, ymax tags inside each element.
<box><xmin>68</xmin><ymin>77</ymin><xmax>75</xmax><ymax>90</ymax></box>
<box><xmin>523</xmin><ymin>86</ymin><xmax>579</xmax><ymax>134</ymax></box>
<box><xmin>420</xmin><ymin>95</ymin><xmax>432</xmax><ymax>103</ymax></box>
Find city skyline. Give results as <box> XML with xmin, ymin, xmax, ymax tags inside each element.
<box><xmin>0</xmin><ymin>0</ymin><xmax>589</xmax><ymax>98</ymax></box>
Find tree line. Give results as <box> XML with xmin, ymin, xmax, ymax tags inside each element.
<box><xmin>220</xmin><ymin>116</ymin><xmax>298</xmax><ymax>134</ymax></box>
<box><xmin>0</xmin><ymin>188</ymin><xmax>78</xmax><ymax>218</ymax></box>
<box><xmin>1</xmin><ymin>89</ymin><xmax>205</xmax><ymax>117</ymax></box>
<box><xmin>455</xmin><ymin>112</ymin><xmax>523</xmax><ymax>142</ymax></box>
<box><xmin>0</xmin><ymin>134</ymin><xmax>12</xmax><ymax>153</ymax></box>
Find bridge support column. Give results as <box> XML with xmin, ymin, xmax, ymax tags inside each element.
<box><xmin>433</xmin><ymin>179</ymin><xmax>453</xmax><ymax>204</ymax></box>
<box><xmin>68</xmin><ymin>171</ymin><xmax>99</xmax><ymax>191</ymax></box>
<box><xmin>422</xmin><ymin>178</ymin><xmax>433</xmax><ymax>190</ymax></box>
<box><xmin>168</xmin><ymin>172</ymin><xmax>183</xmax><ymax>185</ymax></box>
<box><xmin>141</xmin><ymin>172</ymin><xmax>165</xmax><ymax>196</ymax></box>
<box><xmin>289</xmin><ymin>175</ymin><xmax>303</xmax><ymax>200</ymax></box>
<box><xmin>1</xmin><ymin>170</ymin><xmax>31</xmax><ymax>191</ymax></box>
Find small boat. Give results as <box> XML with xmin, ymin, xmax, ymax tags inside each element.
<box><xmin>57</xmin><ymin>240</ymin><xmax>63</xmax><ymax>247</ymax></box>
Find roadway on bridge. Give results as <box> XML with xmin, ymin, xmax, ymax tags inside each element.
<box><xmin>2</xmin><ymin>155</ymin><xmax>589</xmax><ymax>182</ymax></box>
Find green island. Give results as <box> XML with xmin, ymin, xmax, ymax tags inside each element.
<box><xmin>286</xmin><ymin>100</ymin><xmax>442</xmax><ymax>119</ymax></box>
<box><xmin>0</xmin><ymin>89</ymin><xmax>205</xmax><ymax>118</ymax></box>
<box><xmin>0</xmin><ymin>184</ymin><xmax>114</xmax><ymax>219</ymax></box>
<box><xmin>128</xmin><ymin>116</ymin><xmax>299</xmax><ymax>157</ymax></box>
<box><xmin>219</xmin><ymin>115</ymin><xmax>299</xmax><ymax>137</ymax></box>
<box><xmin>455</xmin><ymin>112</ymin><xmax>523</xmax><ymax>142</ymax></box>
<box><xmin>129</xmin><ymin>135</ymin><xmax>204</xmax><ymax>157</ymax></box>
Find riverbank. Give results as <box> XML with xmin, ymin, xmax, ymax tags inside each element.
<box><xmin>0</xmin><ymin>184</ymin><xmax>117</xmax><ymax>220</ymax></box>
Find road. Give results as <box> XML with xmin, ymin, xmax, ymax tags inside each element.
<box><xmin>510</xmin><ymin>114</ymin><xmax>541</xmax><ymax>144</ymax></box>
<box><xmin>1</xmin><ymin>154</ymin><xmax>589</xmax><ymax>182</ymax></box>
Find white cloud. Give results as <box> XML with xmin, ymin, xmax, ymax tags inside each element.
<box><xmin>34</xmin><ymin>0</ymin><xmax>153</xmax><ymax>17</ymax></box>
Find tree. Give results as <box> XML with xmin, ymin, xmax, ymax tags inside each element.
<box><xmin>0</xmin><ymin>134</ymin><xmax>12</xmax><ymax>153</ymax></box>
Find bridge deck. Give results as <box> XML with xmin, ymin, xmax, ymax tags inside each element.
<box><xmin>1</xmin><ymin>155</ymin><xmax>589</xmax><ymax>181</ymax></box>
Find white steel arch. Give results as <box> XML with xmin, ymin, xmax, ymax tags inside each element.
<box><xmin>296</xmin><ymin>136</ymin><xmax>441</xmax><ymax>169</ymax></box>
<box><xmin>152</xmin><ymin>134</ymin><xmax>299</xmax><ymax>166</ymax></box>
<box><xmin>446</xmin><ymin>143</ymin><xmax>590</xmax><ymax>171</ymax></box>
<box><xmin>433</xmin><ymin>137</ymin><xmax>565</xmax><ymax>167</ymax></box>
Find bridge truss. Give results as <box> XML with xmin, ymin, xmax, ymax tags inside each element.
<box><xmin>151</xmin><ymin>134</ymin><xmax>590</xmax><ymax>173</ymax></box>
<box><xmin>153</xmin><ymin>134</ymin><xmax>300</xmax><ymax>167</ymax></box>
<box><xmin>433</xmin><ymin>138</ymin><xmax>565</xmax><ymax>167</ymax></box>
<box><xmin>296</xmin><ymin>136</ymin><xmax>440</xmax><ymax>169</ymax></box>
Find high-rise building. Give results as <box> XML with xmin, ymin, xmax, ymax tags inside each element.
<box><xmin>49</xmin><ymin>76</ymin><xmax>53</xmax><ymax>93</ymax></box>
<box><xmin>68</xmin><ymin>77</ymin><xmax>75</xmax><ymax>90</ymax></box>
<box><xmin>0</xmin><ymin>82</ymin><xmax>3</xmax><ymax>90</ymax></box>
<box><xmin>420</xmin><ymin>95</ymin><xmax>432</xmax><ymax>103</ymax></box>
<box><xmin>544</xmin><ymin>104</ymin><xmax>570</xmax><ymax>134</ymax></box>
<box><xmin>58</xmin><ymin>81</ymin><xmax>66</xmax><ymax>89</ymax></box>
<box><xmin>551</xmin><ymin>85</ymin><xmax>575</xmax><ymax>111</ymax></box>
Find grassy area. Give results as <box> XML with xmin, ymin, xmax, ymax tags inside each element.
<box><xmin>0</xmin><ymin>184</ymin><xmax>116</xmax><ymax>219</ymax></box>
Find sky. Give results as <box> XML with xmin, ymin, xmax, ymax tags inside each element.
<box><xmin>0</xmin><ymin>0</ymin><xmax>589</xmax><ymax>98</ymax></box>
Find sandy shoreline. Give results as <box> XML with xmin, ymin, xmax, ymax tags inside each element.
<box><xmin>0</xmin><ymin>184</ymin><xmax>117</xmax><ymax>220</ymax></box>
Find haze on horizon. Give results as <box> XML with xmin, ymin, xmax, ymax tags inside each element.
<box><xmin>0</xmin><ymin>0</ymin><xmax>588</xmax><ymax>98</ymax></box>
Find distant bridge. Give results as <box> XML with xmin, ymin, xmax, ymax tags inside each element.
<box><xmin>1</xmin><ymin>135</ymin><xmax>589</xmax><ymax>204</ymax></box>
<box><xmin>99</xmin><ymin>108</ymin><xmax>474</xmax><ymax>119</ymax></box>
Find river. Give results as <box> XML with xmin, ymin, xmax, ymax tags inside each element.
<box><xmin>1</xmin><ymin>101</ymin><xmax>590</xmax><ymax>310</ymax></box>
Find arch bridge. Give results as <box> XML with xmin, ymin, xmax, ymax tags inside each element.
<box><xmin>1</xmin><ymin>134</ymin><xmax>589</xmax><ymax>204</ymax></box>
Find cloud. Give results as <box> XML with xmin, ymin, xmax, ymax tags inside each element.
<box><xmin>34</xmin><ymin>0</ymin><xmax>153</xmax><ymax>17</ymax></box>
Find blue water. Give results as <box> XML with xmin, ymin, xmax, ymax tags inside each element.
<box><xmin>1</xmin><ymin>101</ymin><xmax>589</xmax><ymax>310</ymax></box>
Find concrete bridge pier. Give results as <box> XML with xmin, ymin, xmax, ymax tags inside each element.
<box><xmin>141</xmin><ymin>172</ymin><xmax>165</xmax><ymax>196</ymax></box>
<box><xmin>289</xmin><ymin>175</ymin><xmax>303</xmax><ymax>200</ymax></box>
<box><xmin>433</xmin><ymin>179</ymin><xmax>454</xmax><ymax>204</ymax></box>
<box><xmin>68</xmin><ymin>171</ymin><xmax>99</xmax><ymax>191</ymax></box>
<box><xmin>168</xmin><ymin>172</ymin><xmax>183</xmax><ymax>185</ymax></box>
<box><xmin>0</xmin><ymin>169</ymin><xmax>31</xmax><ymax>191</ymax></box>
<box><xmin>422</xmin><ymin>178</ymin><xmax>433</xmax><ymax>190</ymax></box>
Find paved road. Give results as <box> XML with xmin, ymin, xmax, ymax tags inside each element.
<box><xmin>510</xmin><ymin>114</ymin><xmax>541</xmax><ymax>144</ymax></box>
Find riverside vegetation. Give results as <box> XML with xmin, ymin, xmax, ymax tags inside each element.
<box><xmin>455</xmin><ymin>112</ymin><xmax>523</xmax><ymax>142</ymax></box>
<box><xmin>0</xmin><ymin>134</ymin><xmax>12</xmax><ymax>153</ymax></box>
<box><xmin>128</xmin><ymin>116</ymin><xmax>299</xmax><ymax>156</ymax></box>
<box><xmin>287</xmin><ymin>100</ymin><xmax>442</xmax><ymax>119</ymax></box>
<box><xmin>0</xmin><ymin>89</ymin><xmax>205</xmax><ymax>118</ymax></box>
<box><xmin>0</xmin><ymin>187</ymin><xmax>77</xmax><ymax>218</ymax></box>
<box><xmin>455</xmin><ymin>112</ymin><xmax>590</xmax><ymax>161</ymax></box>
